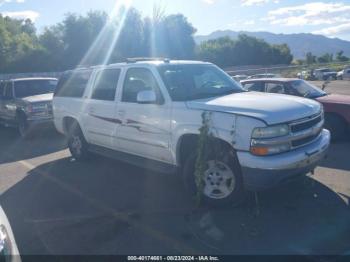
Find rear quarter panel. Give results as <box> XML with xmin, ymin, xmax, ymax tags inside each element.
<box><xmin>53</xmin><ymin>97</ymin><xmax>88</xmax><ymax>137</ymax></box>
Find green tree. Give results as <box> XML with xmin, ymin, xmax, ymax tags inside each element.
<box><xmin>336</xmin><ymin>50</ymin><xmax>349</xmax><ymax>62</ymax></box>
<box><xmin>305</xmin><ymin>52</ymin><xmax>316</xmax><ymax>65</ymax></box>
<box><xmin>0</xmin><ymin>9</ymin><xmax>198</xmax><ymax>73</ymax></box>
<box><xmin>197</xmin><ymin>34</ymin><xmax>293</xmax><ymax>67</ymax></box>
<box><xmin>0</xmin><ymin>14</ymin><xmax>39</xmax><ymax>73</ymax></box>
<box><xmin>158</xmin><ymin>14</ymin><xmax>197</xmax><ymax>59</ymax></box>
<box><xmin>317</xmin><ymin>53</ymin><xmax>333</xmax><ymax>63</ymax></box>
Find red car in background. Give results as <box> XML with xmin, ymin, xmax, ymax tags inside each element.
<box><xmin>241</xmin><ymin>78</ymin><xmax>350</xmax><ymax>141</ymax></box>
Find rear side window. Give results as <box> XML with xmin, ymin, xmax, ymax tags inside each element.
<box><xmin>54</xmin><ymin>70</ymin><xmax>92</xmax><ymax>98</ymax></box>
<box><xmin>91</xmin><ymin>69</ymin><xmax>121</xmax><ymax>101</ymax></box>
<box><xmin>243</xmin><ymin>82</ymin><xmax>265</xmax><ymax>92</ymax></box>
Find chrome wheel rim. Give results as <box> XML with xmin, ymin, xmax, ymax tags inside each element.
<box><xmin>71</xmin><ymin>135</ymin><xmax>82</xmax><ymax>156</ymax></box>
<box><xmin>203</xmin><ymin>160</ymin><xmax>235</xmax><ymax>199</ymax></box>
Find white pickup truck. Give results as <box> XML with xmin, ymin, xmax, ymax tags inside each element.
<box><xmin>53</xmin><ymin>60</ymin><xmax>330</xmax><ymax>205</ymax></box>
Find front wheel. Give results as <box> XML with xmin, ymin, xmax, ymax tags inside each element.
<box><xmin>183</xmin><ymin>149</ymin><xmax>244</xmax><ymax>206</ymax></box>
<box><xmin>68</xmin><ymin>123</ymin><xmax>90</xmax><ymax>161</ymax></box>
<box><xmin>18</xmin><ymin>115</ymin><xmax>32</xmax><ymax>139</ymax></box>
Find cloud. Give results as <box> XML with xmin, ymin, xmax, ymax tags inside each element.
<box><xmin>266</xmin><ymin>2</ymin><xmax>350</xmax><ymax>26</ymax></box>
<box><xmin>241</xmin><ymin>0</ymin><xmax>278</xmax><ymax>6</ymax></box>
<box><xmin>2</xmin><ymin>10</ymin><xmax>40</xmax><ymax>21</ymax></box>
<box><xmin>202</xmin><ymin>0</ymin><xmax>216</xmax><ymax>4</ymax></box>
<box><xmin>313</xmin><ymin>23</ymin><xmax>350</xmax><ymax>36</ymax></box>
<box><xmin>0</xmin><ymin>0</ymin><xmax>25</xmax><ymax>6</ymax></box>
<box><xmin>243</xmin><ymin>19</ymin><xmax>255</xmax><ymax>25</ymax></box>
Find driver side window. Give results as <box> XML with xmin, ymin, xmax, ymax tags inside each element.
<box><xmin>122</xmin><ymin>68</ymin><xmax>162</xmax><ymax>103</ymax></box>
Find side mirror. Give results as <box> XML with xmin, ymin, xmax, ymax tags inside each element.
<box><xmin>137</xmin><ymin>90</ymin><xmax>157</xmax><ymax>104</ymax></box>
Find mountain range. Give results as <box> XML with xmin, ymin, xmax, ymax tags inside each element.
<box><xmin>195</xmin><ymin>30</ymin><xmax>350</xmax><ymax>59</ymax></box>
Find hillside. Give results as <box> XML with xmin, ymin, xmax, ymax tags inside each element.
<box><xmin>195</xmin><ymin>31</ymin><xmax>350</xmax><ymax>59</ymax></box>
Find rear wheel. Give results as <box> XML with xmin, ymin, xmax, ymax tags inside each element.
<box><xmin>183</xmin><ymin>147</ymin><xmax>244</xmax><ymax>206</ymax></box>
<box><xmin>325</xmin><ymin>113</ymin><xmax>347</xmax><ymax>141</ymax></box>
<box><xmin>67</xmin><ymin>122</ymin><xmax>90</xmax><ymax>161</ymax></box>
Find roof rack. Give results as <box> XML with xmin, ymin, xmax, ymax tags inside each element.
<box><xmin>126</xmin><ymin>57</ymin><xmax>170</xmax><ymax>63</ymax></box>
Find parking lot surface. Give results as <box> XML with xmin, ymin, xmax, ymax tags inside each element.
<box><xmin>0</xmin><ymin>81</ymin><xmax>349</xmax><ymax>255</ymax></box>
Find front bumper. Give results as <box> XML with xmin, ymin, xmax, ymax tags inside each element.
<box><xmin>237</xmin><ymin>129</ymin><xmax>331</xmax><ymax>191</ymax></box>
<box><xmin>26</xmin><ymin>115</ymin><xmax>54</xmax><ymax>128</ymax></box>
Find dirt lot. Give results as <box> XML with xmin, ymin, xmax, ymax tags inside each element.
<box><xmin>313</xmin><ymin>80</ymin><xmax>350</xmax><ymax>95</ymax></box>
<box><xmin>0</xmin><ymin>80</ymin><xmax>349</xmax><ymax>255</ymax></box>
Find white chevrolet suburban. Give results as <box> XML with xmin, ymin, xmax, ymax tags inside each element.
<box><xmin>53</xmin><ymin>59</ymin><xmax>330</xmax><ymax>205</ymax></box>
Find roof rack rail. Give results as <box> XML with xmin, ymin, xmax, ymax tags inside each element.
<box><xmin>126</xmin><ymin>57</ymin><xmax>170</xmax><ymax>63</ymax></box>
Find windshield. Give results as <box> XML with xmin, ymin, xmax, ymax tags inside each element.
<box><xmin>288</xmin><ymin>80</ymin><xmax>326</xmax><ymax>98</ymax></box>
<box><xmin>157</xmin><ymin>64</ymin><xmax>244</xmax><ymax>101</ymax></box>
<box><xmin>14</xmin><ymin>80</ymin><xmax>57</xmax><ymax>98</ymax></box>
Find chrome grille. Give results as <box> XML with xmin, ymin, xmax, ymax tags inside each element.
<box><xmin>291</xmin><ymin>115</ymin><xmax>322</xmax><ymax>133</ymax></box>
<box><xmin>289</xmin><ymin>113</ymin><xmax>324</xmax><ymax>149</ymax></box>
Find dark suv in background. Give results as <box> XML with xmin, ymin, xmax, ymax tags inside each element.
<box><xmin>0</xmin><ymin>78</ymin><xmax>58</xmax><ymax>138</ymax></box>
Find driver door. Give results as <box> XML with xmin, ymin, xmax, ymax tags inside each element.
<box><xmin>115</xmin><ymin>67</ymin><xmax>173</xmax><ymax>164</ymax></box>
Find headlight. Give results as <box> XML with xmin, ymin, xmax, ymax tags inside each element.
<box><xmin>252</xmin><ymin>124</ymin><xmax>289</xmax><ymax>139</ymax></box>
<box><xmin>251</xmin><ymin>124</ymin><xmax>291</xmax><ymax>156</ymax></box>
<box><xmin>250</xmin><ymin>142</ymin><xmax>291</xmax><ymax>156</ymax></box>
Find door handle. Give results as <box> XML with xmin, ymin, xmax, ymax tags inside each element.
<box><xmin>89</xmin><ymin>107</ymin><xmax>95</xmax><ymax>114</ymax></box>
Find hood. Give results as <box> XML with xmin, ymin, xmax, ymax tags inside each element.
<box><xmin>316</xmin><ymin>94</ymin><xmax>350</xmax><ymax>105</ymax></box>
<box><xmin>20</xmin><ymin>93</ymin><xmax>53</xmax><ymax>103</ymax></box>
<box><xmin>186</xmin><ymin>92</ymin><xmax>321</xmax><ymax>125</ymax></box>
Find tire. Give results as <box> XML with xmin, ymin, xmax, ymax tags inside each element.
<box><xmin>183</xmin><ymin>147</ymin><xmax>244</xmax><ymax>206</ymax></box>
<box><xmin>67</xmin><ymin>122</ymin><xmax>90</xmax><ymax>161</ymax></box>
<box><xmin>324</xmin><ymin>113</ymin><xmax>347</xmax><ymax>141</ymax></box>
<box><xmin>18</xmin><ymin>114</ymin><xmax>33</xmax><ymax>139</ymax></box>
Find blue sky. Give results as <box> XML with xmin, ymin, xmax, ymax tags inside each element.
<box><xmin>1</xmin><ymin>0</ymin><xmax>350</xmax><ymax>40</ymax></box>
